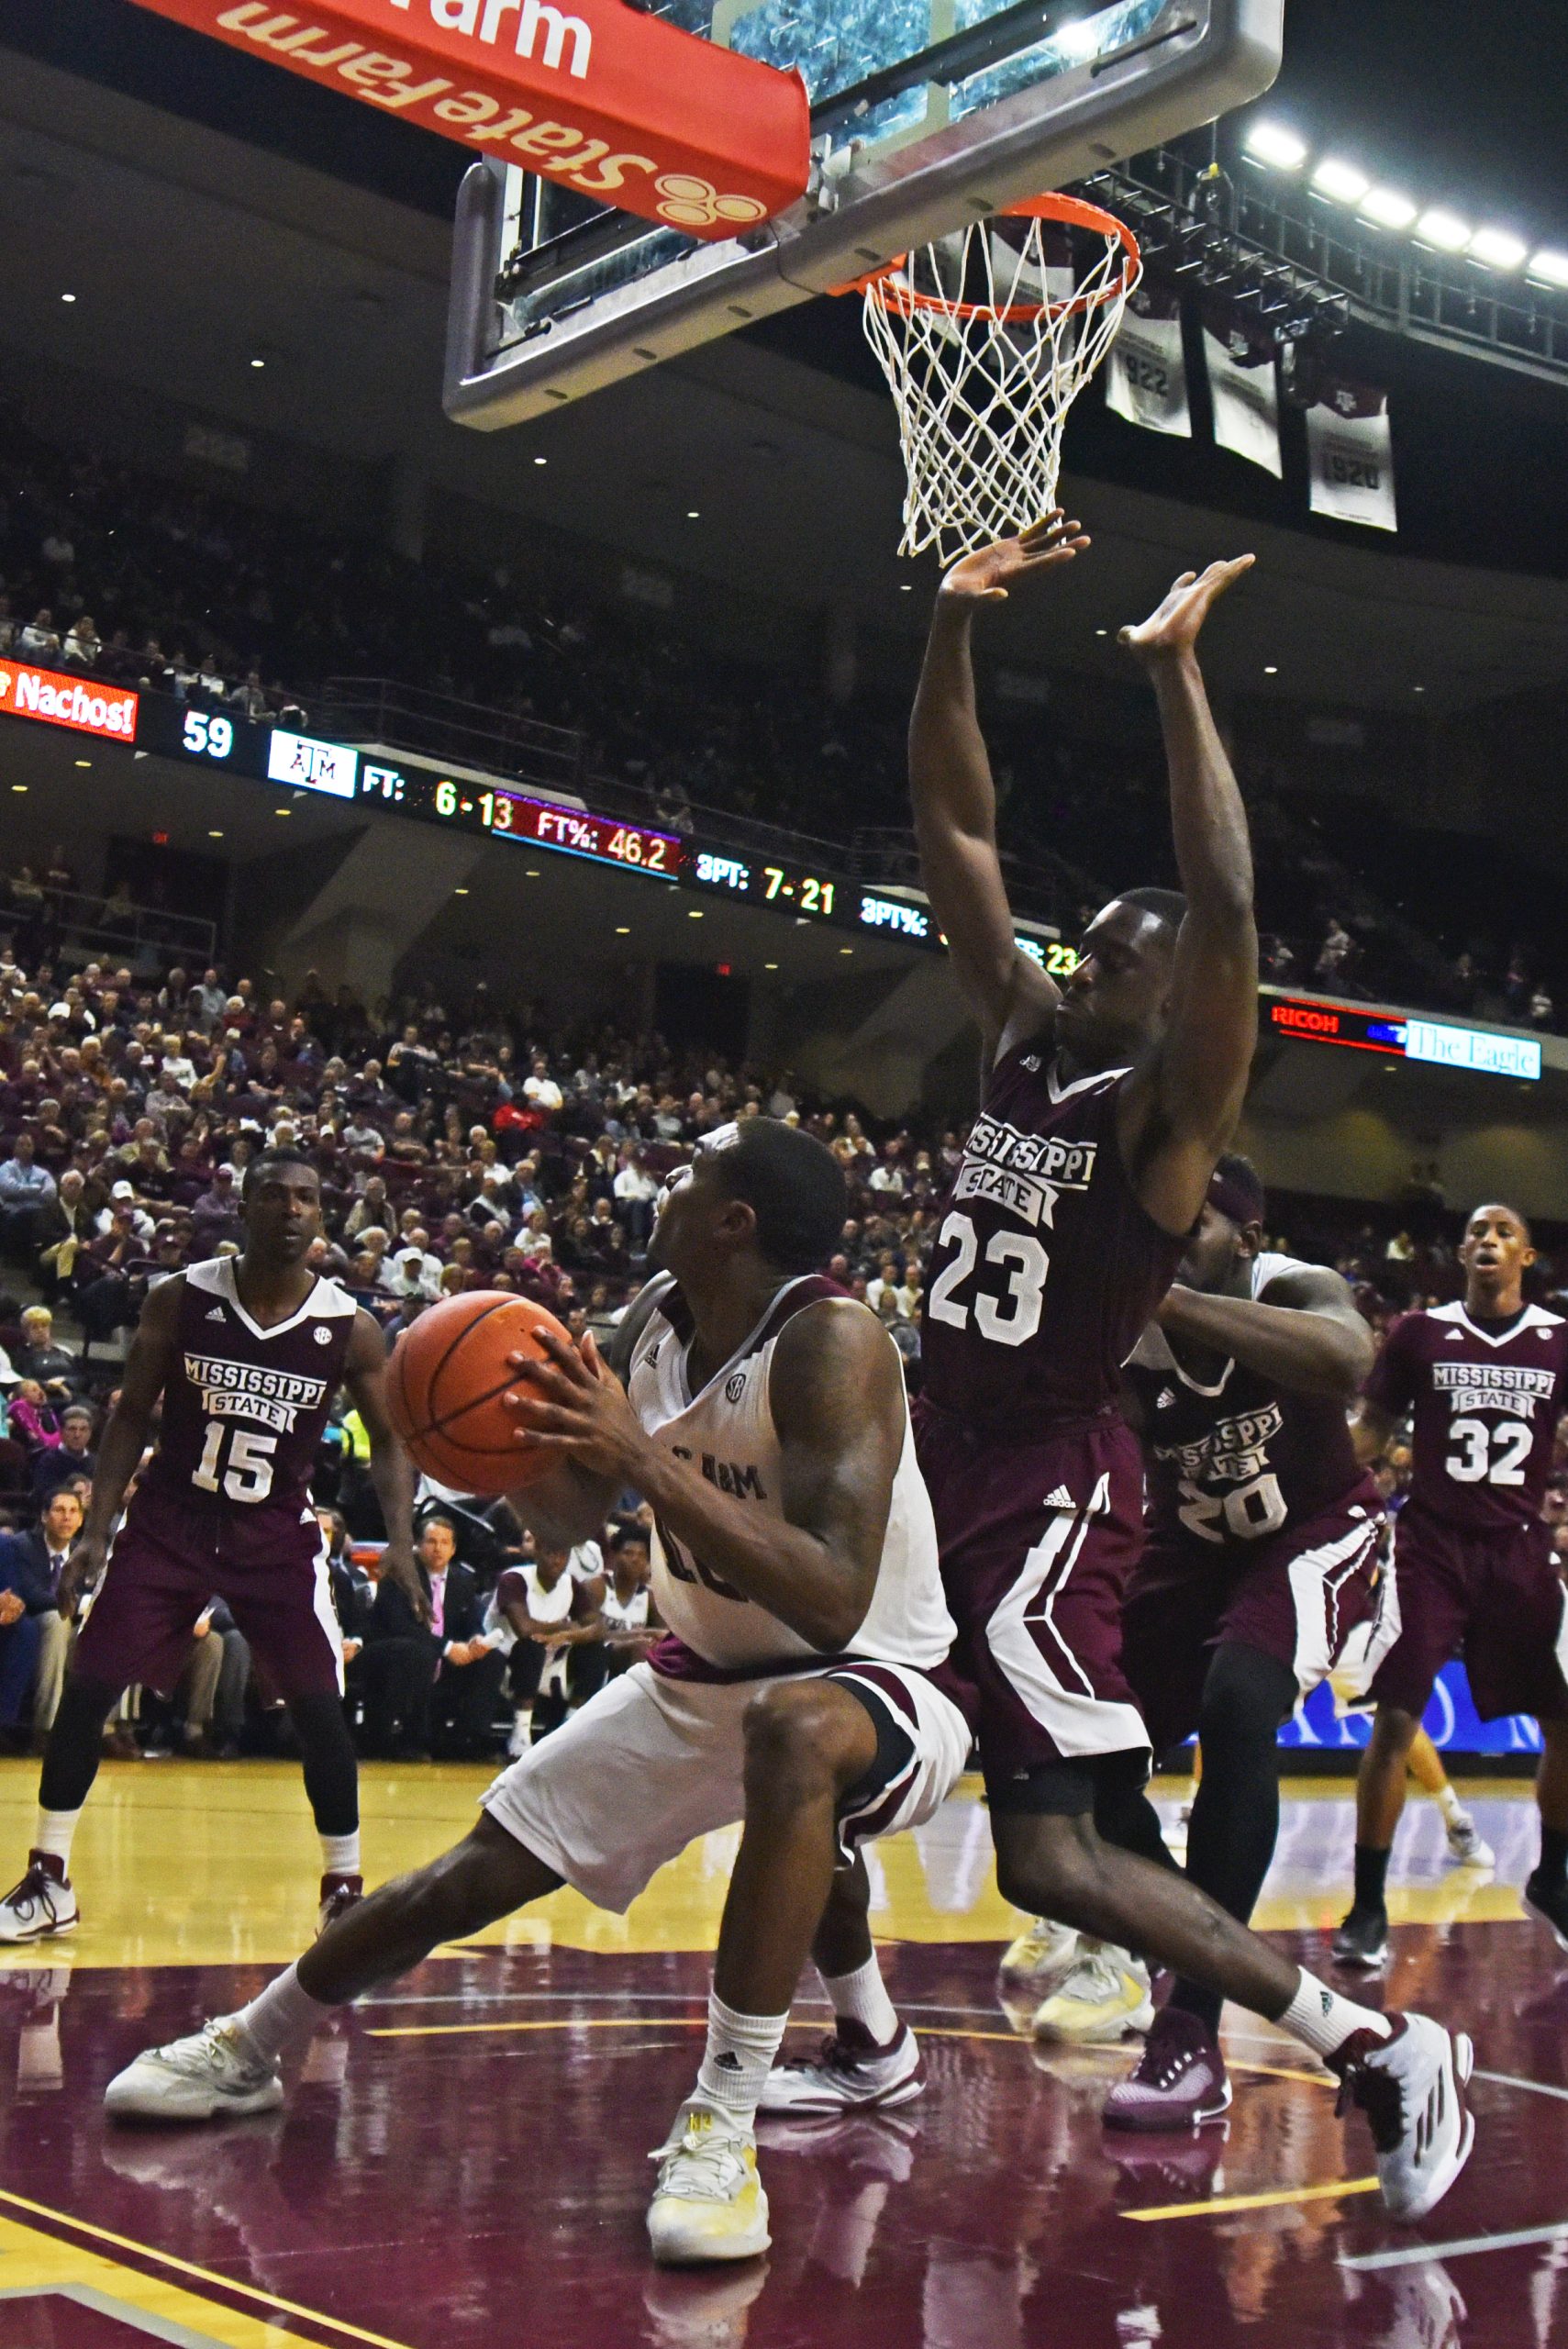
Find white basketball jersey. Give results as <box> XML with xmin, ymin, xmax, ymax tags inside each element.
<box><xmin>627</xmin><ymin>1274</ymin><xmax>954</xmax><ymax>1673</ymax></box>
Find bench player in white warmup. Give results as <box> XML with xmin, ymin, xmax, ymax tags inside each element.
<box><xmin>105</xmin><ymin>1120</ymin><xmax>971</xmax><ymax>2268</ymax></box>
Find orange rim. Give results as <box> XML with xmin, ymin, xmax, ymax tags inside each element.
<box><xmin>836</xmin><ymin>191</ymin><xmax>1140</xmax><ymax>322</ymax></box>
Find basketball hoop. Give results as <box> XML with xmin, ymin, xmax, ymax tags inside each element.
<box><xmin>848</xmin><ymin>191</ymin><xmax>1140</xmax><ymax>562</ymax></box>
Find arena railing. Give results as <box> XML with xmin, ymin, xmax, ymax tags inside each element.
<box><xmin>2</xmin><ymin>888</ymin><xmax>218</xmax><ymax>976</ymax></box>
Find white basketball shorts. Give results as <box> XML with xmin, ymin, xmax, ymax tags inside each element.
<box><xmin>480</xmin><ymin>1656</ymin><xmax>972</xmax><ymax>1912</ymax></box>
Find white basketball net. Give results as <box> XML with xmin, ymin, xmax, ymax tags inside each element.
<box><xmin>862</xmin><ymin>206</ymin><xmax>1140</xmax><ymax>562</ymax></box>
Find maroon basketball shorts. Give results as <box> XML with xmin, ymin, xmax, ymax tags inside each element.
<box><xmin>1121</xmin><ymin>1485</ymin><xmax>1386</xmax><ymax>1754</ymax></box>
<box><xmin>73</xmin><ymin>1483</ymin><xmax>342</xmax><ymax>1703</ymax></box>
<box><xmin>912</xmin><ymin>1398</ymin><xmax>1150</xmax><ymax>1798</ymax></box>
<box><xmin>1369</xmin><ymin>1507</ymin><xmax>1568</xmax><ymax>1725</ymax></box>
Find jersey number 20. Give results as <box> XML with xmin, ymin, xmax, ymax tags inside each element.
<box><xmin>193</xmin><ymin>1422</ymin><xmax>277</xmax><ymax>1504</ymax></box>
<box><xmin>928</xmin><ymin>1211</ymin><xmax>1050</xmax><ymax>1347</ymax></box>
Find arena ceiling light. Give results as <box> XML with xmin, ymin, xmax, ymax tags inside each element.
<box><xmin>1359</xmin><ymin>187</ymin><xmax>1418</xmax><ymax>231</ymax></box>
<box><xmin>1242</xmin><ymin>120</ymin><xmax>1307</xmax><ymax>171</ymax></box>
<box><xmin>1469</xmin><ymin>227</ymin><xmax>1529</xmax><ymax>273</ymax></box>
<box><xmin>1311</xmin><ymin>158</ymin><xmax>1370</xmax><ymax>207</ymax></box>
<box><xmin>1414</xmin><ymin>208</ymin><xmax>1472</xmax><ymax>253</ymax></box>
<box><xmin>1529</xmin><ymin>249</ymin><xmax>1568</xmax><ymax>287</ymax></box>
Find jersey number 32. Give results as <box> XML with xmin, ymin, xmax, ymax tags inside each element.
<box><xmin>193</xmin><ymin>1421</ymin><xmax>277</xmax><ymax>1504</ymax></box>
<box><xmin>928</xmin><ymin>1211</ymin><xmax>1050</xmax><ymax>1347</ymax></box>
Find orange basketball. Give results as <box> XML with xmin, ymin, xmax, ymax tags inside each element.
<box><xmin>385</xmin><ymin>1290</ymin><xmax>569</xmax><ymax>1495</ymax></box>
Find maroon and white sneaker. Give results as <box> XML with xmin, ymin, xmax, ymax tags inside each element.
<box><xmin>1329</xmin><ymin>2010</ymin><xmax>1474</xmax><ymax>2223</ymax></box>
<box><xmin>1103</xmin><ymin>2008</ymin><xmax>1232</xmax><ymax>2132</ymax></box>
<box><xmin>757</xmin><ymin>2021</ymin><xmax>923</xmax><ymax>2116</ymax></box>
<box><xmin>317</xmin><ymin>1874</ymin><xmax>363</xmax><ymax>1935</ymax></box>
<box><xmin>0</xmin><ymin>1854</ymin><xmax>79</xmax><ymax>1944</ymax></box>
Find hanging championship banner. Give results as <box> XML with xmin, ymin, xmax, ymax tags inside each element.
<box><xmin>1105</xmin><ymin>286</ymin><xmax>1191</xmax><ymax>439</ymax></box>
<box><xmin>1307</xmin><ymin>378</ymin><xmax>1398</xmax><ymax>532</ymax></box>
<box><xmin>1202</xmin><ymin>313</ymin><xmax>1282</xmax><ymax>478</ymax></box>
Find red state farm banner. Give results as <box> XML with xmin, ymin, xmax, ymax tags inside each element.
<box><xmin>127</xmin><ymin>0</ymin><xmax>809</xmax><ymax>237</ymax></box>
<box><xmin>0</xmin><ymin>659</ymin><xmax>139</xmax><ymax>742</ymax></box>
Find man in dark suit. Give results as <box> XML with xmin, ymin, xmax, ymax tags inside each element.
<box><xmin>364</xmin><ymin>1515</ymin><xmax>503</xmax><ymax>1759</ymax></box>
<box><xmin>0</xmin><ymin>1492</ymin><xmax>80</xmax><ymax>1741</ymax></box>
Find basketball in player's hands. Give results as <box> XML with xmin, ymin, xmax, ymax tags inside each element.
<box><xmin>386</xmin><ymin>1290</ymin><xmax>569</xmax><ymax>1493</ymax></box>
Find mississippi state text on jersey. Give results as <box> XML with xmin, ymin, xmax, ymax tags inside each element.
<box><xmin>627</xmin><ymin>1274</ymin><xmax>954</xmax><ymax>1675</ymax></box>
<box><xmin>1127</xmin><ymin>1253</ymin><xmax>1369</xmax><ymax>1549</ymax></box>
<box><xmin>140</xmin><ymin>1257</ymin><xmax>358</xmax><ymax>1516</ymax></box>
<box><xmin>920</xmin><ymin>1048</ymin><xmax>1185</xmax><ymax>1426</ymax></box>
<box><xmin>1363</xmin><ymin>1300</ymin><xmax>1568</xmax><ymax>1532</ymax></box>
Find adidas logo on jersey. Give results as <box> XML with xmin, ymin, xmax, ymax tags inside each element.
<box><xmin>1043</xmin><ymin>1485</ymin><xmax>1075</xmax><ymax>1509</ymax></box>
<box><xmin>1156</xmin><ymin>1387</ymin><xmax>1176</xmax><ymax>1410</ymax></box>
<box><xmin>206</xmin><ymin>1308</ymin><xmax>225</xmax><ymax>1323</ymax></box>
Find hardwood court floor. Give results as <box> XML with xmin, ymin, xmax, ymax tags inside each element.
<box><xmin>0</xmin><ymin>1759</ymin><xmax>1563</xmax><ymax>2349</ymax></box>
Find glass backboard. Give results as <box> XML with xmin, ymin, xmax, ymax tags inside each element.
<box><xmin>445</xmin><ymin>0</ymin><xmax>1283</xmax><ymax>429</ymax></box>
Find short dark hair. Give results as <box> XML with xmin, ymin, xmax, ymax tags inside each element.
<box><xmin>1208</xmin><ymin>1152</ymin><xmax>1266</xmax><ymax>1228</ymax></box>
<box><xmin>709</xmin><ymin>1119</ymin><xmax>848</xmax><ymax>1275</ymax></box>
<box><xmin>241</xmin><ymin>1144</ymin><xmax>319</xmax><ymax>1201</ymax></box>
<box><xmin>1118</xmin><ymin>886</ymin><xmax>1187</xmax><ymax>941</ymax></box>
<box><xmin>1468</xmin><ymin>1200</ymin><xmax>1532</xmax><ymax>1245</ymax></box>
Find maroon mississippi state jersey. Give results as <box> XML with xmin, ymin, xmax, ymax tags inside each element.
<box><xmin>920</xmin><ymin>1045</ymin><xmax>1184</xmax><ymax>1427</ymax></box>
<box><xmin>139</xmin><ymin>1256</ymin><xmax>359</xmax><ymax>1516</ymax></box>
<box><xmin>1364</xmin><ymin>1299</ymin><xmax>1568</xmax><ymax>1532</ymax></box>
<box><xmin>1126</xmin><ymin>1252</ymin><xmax>1370</xmax><ymax>1550</ymax></box>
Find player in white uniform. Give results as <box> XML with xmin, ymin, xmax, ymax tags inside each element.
<box><xmin>102</xmin><ymin>1120</ymin><xmax>972</xmax><ymax>2269</ymax></box>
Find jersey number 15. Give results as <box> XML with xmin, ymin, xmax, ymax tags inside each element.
<box><xmin>193</xmin><ymin>1422</ymin><xmax>277</xmax><ymax>1505</ymax></box>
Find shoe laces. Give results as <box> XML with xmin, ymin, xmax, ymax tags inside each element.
<box><xmin>3</xmin><ymin>1863</ymin><xmax>62</xmax><ymax>1918</ymax></box>
<box><xmin>1331</xmin><ymin>2027</ymin><xmax>1404</xmax><ymax>2150</ymax></box>
<box><xmin>1129</xmin><ymin>2013</ymin><xmax>1209</xmax><ymax>2090</ymax></box>
<box><xmin>650</xmin><ymin>2118</ymin><xmax>750</xmax><ymax>2202</ymax></box>
<box><xmin>155</xmin><ymin>2019</ymin><xmax>255</xmax><ymax>2080</ymax></box>
<box><xmin>1060</xmin><ymin>1950</ymin><xmax>1128</xmax><ymax>2006</ymax></box>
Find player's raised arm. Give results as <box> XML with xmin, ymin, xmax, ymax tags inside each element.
<box><xmin>507</xmin><ymin>1308</ymin><xmax>903</xmax><ymax>1653</ymax></box>
<box><xmin>58</xmin><ymin>1274</ymin><xmax>183</xmax><ymax>1619</ymax></box>
<box><xmin>340</xmin><ymin>1308</ymin><xmax>428</xmax><ymax>1627</ymax></box>
<box><xmin>911</xmin><ymin>513</ymin><xmax>1088</xmax><ymax>1062</ymax></box>
<box><xmin>1157</xmin><ymin>1263</ymin><xmax>1373</xmax><ymax>1400</ymax></box>
<box><xmin>1117</xmin><ymin>558</ymin><xmax>1260</xmax><ymax>1234</ymax></box>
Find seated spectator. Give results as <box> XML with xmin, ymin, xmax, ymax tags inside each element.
<box><xmin>173</xmin><ymin>1598</ymin><xmax>252</xmax><ymax>1757</ymax></box>
<box><xmin>0</xmin><ymin>1136</ymin><xmax>58</xmax><ymax>1260</ymax></box>
<box><xmin>363</xmin><ymin>1514</ymin><xmax>498</xmax><ymax>1759</ymax></box>
<box><xmin>16</xmin><ymin>609</ymin><xmax>61</xmax><ymax>661</ymax></box>
<box><xmin>7</xmin><ymin>1381</ymin><xmax>61</xmax><ymax>1453</ymax></box>
<box><xmin>35</xmin><ymin>1167</ymin><xmax>93</xmax><ymax>1302</ymax></box>
<box><xmin>597</xmin><ymin>1530</ymin><xmax>659</xmax><ymax>1681</ymax></box>
<box><xmin>32</xmin><ymin>1404</ymin><xmax>95</xmax><ymax>1505</ymax></box>
<box><xmin>489</xmin><ymin>1542</ymin><xmax>606</xmax><ymax>1752</ymax></box>
<box><xmin>61</xmin><ymin>615</ymin><xmax>102</xmax><ymax>671</ymax></box>
<box><xmin>0</xmin><ymin>1486</ymin><xmax>82</xmax><ymax>1736</ymax></box>
<box><xmin>13</xmin><ymin>1306</ymin><xmax>85</xmax><ymax>1400</ymax></box>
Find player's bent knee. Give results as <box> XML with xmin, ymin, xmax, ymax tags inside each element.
<box><xmin>994</xmin><ymin>1812</ymin><xmax>1104</xmax><ymax>1922</ymax></box>
<box><xmin>741</xmin><ymin>1681</ymin><xmax>867</xmax><ymax>1801</ymax></box>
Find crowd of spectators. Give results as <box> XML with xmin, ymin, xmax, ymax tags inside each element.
<box><xmin>6</xmin><ymin>409</ymin><xmax>1565</xmax><ymax>1025</ymax></box>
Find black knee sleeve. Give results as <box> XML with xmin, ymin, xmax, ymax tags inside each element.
<box><xmin>288</xmin><ymin>1692</ymin><xmax>360</xmax><ymax>1838</ymax></box>
<box><xmin>1169</xmin><ymin>1642</ymin><xmax>1297</xmax><ymax>2032</ymax></box>
<box><xmin>38</xmin><ymin>1675</ymin><xmax>121</xmax><ymax>1814</ymax></box>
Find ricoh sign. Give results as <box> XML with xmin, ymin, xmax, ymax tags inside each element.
<box><xmin>126</xmin><ymin>0</ymin><xmax>808</xmax><ymax>234</ymax></box>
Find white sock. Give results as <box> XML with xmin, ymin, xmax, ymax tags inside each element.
<box><xmin>692</xmin><ymin>1990</ymin><xmax>788</xmax><ymax>2130</ymax></box>
<box><xmin>33</xmin><ymin>1808</ymin><xmax>82</xmax><ymax>1871</ymax></box>
<box><xmin>1279</xmin><ymin>1968</ymin><xmax>1393</xmax><ymax>2062</ymax></box>
<box><xmin>821</xmin><ymin>1953</ymin><xmax>899</xmax><ymax>2047</ymax></box>
<box><xmin>231</xmin><ymin>1963</ymin><xmax>333</xmax><ymax>2066</ymax></box>
<box><xmin>1434</xmin><ymin>1782</ymin><xmax>1465</xmax><ymax>1827</ymax></box>
<box><xmin>318</xmin><ymin>1831</ymin><xmax>361</xmax><ymax>1877</ymax></box>
<box><xmin>513</xmin><ymin>1708</ymin><xmax>533</xmax><ymax>1734</ymax></box>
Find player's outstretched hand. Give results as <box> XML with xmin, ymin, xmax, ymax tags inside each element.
<box><xmin>382</xmin><ymin>1542</ymin><xmax>432</xmax><ymax>1628</ymax></box>
<box><xmin>57</xmin><ymin>1531</ymin><xmax>106</xmax><ymax>1622</ymax></box>
<box><xmin>505</xmin><ymin>1329</ymin><xmax>652</xmax><ymax>1485</ymax></box>
<box><xmin>939</xmin><ymin>510</ymin><xmax>1090</xmax><ymax>604</ymax></box>
<box><xmin>1118</xmin><ymin>555</ymin><xmax>1254</xmax><ymax>662</ymax></box>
